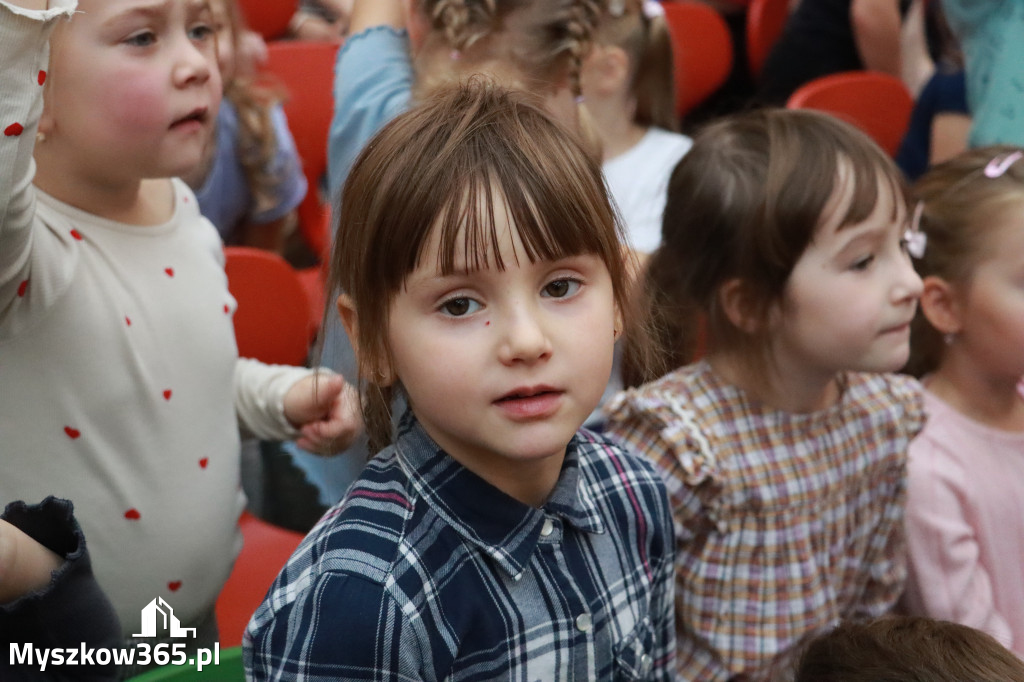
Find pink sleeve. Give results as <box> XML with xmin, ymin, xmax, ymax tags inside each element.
<box><xmin>903</xmin><ymin>440</ymin><xmax>1014</xmax><ymax>649</ymax></box>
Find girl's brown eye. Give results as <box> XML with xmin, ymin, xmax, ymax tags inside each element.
<box><xmin>441</xmin><ymin>298</ymin><xmax>472</xmax><ymax>316</ymax></box>
<box><xmin>545</xmin><ymin>280</ymin><xmax>570</xmax><ymax>298</ymax></box>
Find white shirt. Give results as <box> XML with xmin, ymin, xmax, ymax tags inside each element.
<box><xmin>602</xmin><ymin>127</ymin><xmax>692</xmax><ymax>254</ymax></box>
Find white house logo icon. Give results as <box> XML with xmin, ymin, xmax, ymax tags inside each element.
<box><xmin>133</xmin><ymin>597</ymin><xmax>196</xmax><ymax>639</ymax></box>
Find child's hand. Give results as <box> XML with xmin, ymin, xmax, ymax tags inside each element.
<box><xmin>0</xmin><ymin>519</ymin><xmax>62</xmax><ymax>604</ymax></box>
<box><xmin>283</xmin><ymin>373</ymin><xmax>363</xmax><ymax>455</ymax></box>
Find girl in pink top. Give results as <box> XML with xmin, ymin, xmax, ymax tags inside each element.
<box><xmin>903</xmin><ymin>145</ymin><xmax>1024</xmax><ymax>657</ymax></box>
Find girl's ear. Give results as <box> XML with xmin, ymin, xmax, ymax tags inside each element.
<box><xmin>919</xmin><ymin>275</ymin><xmax>963</xmax><ymax>335</ymax></box>
<box><xmin>718</xmin><ymin>278</ymin><xmax>760</xmax><ymax>334</ymax></box>
<box><xmin>336</xmin><ymin>293</ymin><xmax>397</xmax><ymax>387</ymax></box>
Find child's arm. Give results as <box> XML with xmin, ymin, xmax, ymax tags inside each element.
<box><xmin>245</xmin><ymin>573</ymin><xmax>420</xmax><ymax>680</ymax></box>
<box><xmin>0</xmin><ymin>519</ymin><xmax>61</xmax><ymax>604</ymax></box>
<box><xmin>0</xmin><ymin>0</ymin><xmax>77</xmax><ymax>322</ymax></box>
<box><xmin>234</xmin><ymin>360</ymin><xmax>362</xmax><ymax>454</ymax></box>
<box><xmin>903</xmin><ymin>471</ymin><xmax>1015</xmax><ymax>651</ymax></box>
<box><xmin>326</xmin><ymin>0</ymin><xmax>413</xmax><ymax>198</ymax></box>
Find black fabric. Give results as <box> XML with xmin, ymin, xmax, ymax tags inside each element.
<box><xmin>1</xmin><ymin>497</ymin><xmax>121</xmax><ymax>681</ymax></box>
<box><xmin>757</xmin><ymin>0</ymin><xmax>863</xmax><ymax>105</ymax></box>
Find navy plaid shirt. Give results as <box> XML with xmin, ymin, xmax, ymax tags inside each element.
<box><xmin>244</xmin><ymin>412</ymin><xmax>676</xmax><ymax>681</ymax></box>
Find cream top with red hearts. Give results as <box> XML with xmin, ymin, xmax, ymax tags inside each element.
<box><xmin>0</xmin><ymin>1</ymin><xmax>315</xmax><ymax>638</ymax></box>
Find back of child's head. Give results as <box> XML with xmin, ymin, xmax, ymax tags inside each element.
<box><xmin>623</xmin><ymin>108</ymin><xmax>908</xmax><ymax>387</ymax></box>
<box><xmin>596</xmin><ymin>0</ymin><xmax>676</xmax><ymax>131</ymax></box>
<box><xmin>328</xmin><ymin>77</ymin><xmax>633</xmax><ymax>452</ymax></box>
<box><xmin>905</xmin><ymin>145</ymin><xmax>1024</xmax><ymax>377</ymax></box>
<box><xmin>794</xmin><ymin>617</ymin><xmax>1024</xmax><ymax>682</ymax></box>
<box><xmin>413</xmin><ymin>0</ymin><xmax>604</xmax><ymax>98</ymax></box>
<box><xmin>209</xmin><ymin>0</ymin><xmax>284</xmax><ymax>215</ymax></box>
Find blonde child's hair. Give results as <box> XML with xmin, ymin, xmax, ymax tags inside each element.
<box><xmin>596</xmin><ymin>0</ymin><xmax>677</xmax><ymax>131</ymax></box>
<box><xmin>327</xmin><ymin>78</ymin><xmax>647</xmax><ymax>453</ymax></box>
<box><xmin>905</xmin><ymin>145</ymin><xmax>1024</xmax><ymax>378</ymax></box>
<box><xmin>216</xmin><ymin>0</ymin><xmax>286</xmax><ymax>216</ymax></box>
<box><xmin>412</xmin><ymin>0</ymin><xmax>604</xmax><ymax>99</ymax></box>
<box><xmin>622</xmin><ymin>108</ymin><xmax>908</xmax><ymax>387</ymax></box>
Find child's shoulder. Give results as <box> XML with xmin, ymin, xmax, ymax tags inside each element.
<box><xmin>843</xmin><ymin>371</ymin><xmax>925</xmax><ymax>421</ymax></box>
<box><xmin>604</xmin><ymin>361</ymin><xmax>728</xmax><ymax>431</ymax></box>
<box><xmin>574</xmin><ymin>427</ymin><xmax>664</xmax><ymax>487</ymax></box>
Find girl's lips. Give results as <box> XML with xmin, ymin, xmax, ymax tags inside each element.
<box><xmin>494</xmin><ymin>390</ymin><xmax>564</xmax><ymax>420</ymax></box>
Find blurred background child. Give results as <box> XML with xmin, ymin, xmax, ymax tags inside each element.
<box><xmin>580</xmin><ymin>0</ymin><xmax>691</xmax><ymax>255</ymax></box>
<box><xmin>901</xmin><ymin>146</ymin><xmax>1024</xmax><ymax>657</ymax></box>
<box><xmin>183</xmin><ymin>0</ymin><xmax>307</xmax><ymax>253</ymax></box>
<box><xmin>606</xmin><ymin>108</ymin><xmax>925</xmax><ymax>679</ymax></box>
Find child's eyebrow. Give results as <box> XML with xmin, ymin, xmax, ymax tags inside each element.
<box><xmin>103</xmin><ymin>0</ymin><xmax>173</xmax><ymax>24</ymax></box>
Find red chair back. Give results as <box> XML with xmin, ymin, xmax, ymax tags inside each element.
<box><xmin>235</xmin><ymin>0</ymin><xmax>293</xmax><ymax>41</ymax></box>
<box><xmin>261</xmin><ymin>41</ymin><xmax>341</xmax><ymax>262</ymax></box>
<box><xmin>662</xmin><ymin>1</ymin><xmax>734</xmax><ymax>119</ymax></box>
<box><xmin>214</xmin><ymin>511</ymin><xmax>304</xmax><ymax>647</ymax></box>
<box><xmin>746</xmin><ymin>0</ymin><xmax>789</xmax><ymax>80</ymax></box>
<box><xmin>224</xmin><ymin>246</ymin><xmax>315</xmax><ymax>366</ymax></box>
<box><xmin>786</xmin><ymin>70</ymin><xmax>914</xmax><ymax>157</ymax></box>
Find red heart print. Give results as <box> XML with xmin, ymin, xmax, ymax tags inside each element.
<box><xmin>4</xmin><ymin>123</ymin><xmax>23</xmax><ymax>137</ymax></box>
<box><xmin>223</xmin><ymin>304</ymin><xmax>230</xmax><ymax>314</ymax></box>
<box><xmin>64</xmin><ymin>426</ymin><xmax>80</xmax><ymax>439</ymax></box>
<box><xmin>17</xmin><ymin>279</ymin><xmax>28</xmax><ymax>297</ymax></box>
<box><xmin>168</xmin><ymin>581</ymin><xmax>182</xmax><ymax>592</ymax></box>
<box><xmin>199</xmin><ymin>457</ymin><xmax>209</xmax><ymax>469</ymax></box>
<box><xmin>164</xmin><ymin>267</ymin><xmax>174</xmax><ymax>278</ymax></box>
<box><xmin>124</xmin><ymin>508</ymin><xmax>141</xmax><ymax>520</ymax></box>
<box><xmin>163</xmin><ymin>389</ymin><xmax>172</xmax><ymax>401</ymax></box>
<box><xmin>38</xmin><ymin>70</ymin><xmax>46</xmax><ymax>86</ymax></box>
<box><xmin>125</xmin><ymin>316</ymin><xmax>132</xmax><ymax>326</ymax></box>
<box><xmin>70</xmin><ymin>229</ymin><xmax>83</xmax><ymax>241</ymax></box>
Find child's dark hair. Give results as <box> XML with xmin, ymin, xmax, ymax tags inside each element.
<box><xmin>905</xmin><ymin>145</ymin><xmax>1024</xmax><ymax>378</ymax></box>
<box><xmin>328</xmin><ymin>77</ymin><xmax>645</xmax><ymax>453</ymax></box>
<box><xmin>597</xmin><ymin>0</ymin><xmax>677</xmax><ymax>131</ymax></box>
<box><xmin>794</xmin><ymin>617</ymin><xmax>1024</xmax><ymax>682</ymax></box>
<box><xmin>623</xmin><ymin>108</ymin><xmax>909</xmax><ymax>387</ymax></box>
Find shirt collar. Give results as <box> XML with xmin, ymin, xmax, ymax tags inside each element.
<box><xmin>393</xmin><ymin>411</ymin><xmax>605</xmax><ymax>577</ymax></box>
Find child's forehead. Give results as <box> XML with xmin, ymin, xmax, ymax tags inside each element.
<box><xmin>76</xmin><ymin>0</ymin><xmax>211</xmax><ymax>18</ymax></box>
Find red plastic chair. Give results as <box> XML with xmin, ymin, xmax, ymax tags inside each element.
<box><xmin>224</xmin><ymin>246</ymin><xmax>316</xmax><ymax>367</ymax></box>
<box><xmin>746</xmin><ymin>0</ymin><xmax>789</xmax><ymax>80</ymax></box>
<box><xmin>214</xmin><ymin>511</ymin><xmax>304</xmax><ymax>647</ymax></box>
<box><xmin>235</xmin><ymin>0</ymin><xmax>293</xmax><ymax>41</ymax></box>
<box><xmin>786</xmin><ymin>70</ymin><xmax>914</xmax><ymax>157</ymax></box>
<box><xmin>261</xmin><ymin>41</ymin><xmax>339</xmax><ymax>264</ymax></box>
<box><xmin>662</xmin><ymin>1</ymin><xmax>734</xmax><ymax>119</ymax></box>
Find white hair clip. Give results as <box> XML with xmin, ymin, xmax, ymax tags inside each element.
<box><xmin>904</xmin><ymin>201</ymin><xmax>927</xmax><ymax>259</ymax></box>
<box><xmin>643</xmin><ymin>0</ymin><xmax>665</xmax><ymax>19</ymax></box>
<box><xmin>983</xmin><ymin>150</ymin><xmax>1024</xmax><ymax>178</ymax></box>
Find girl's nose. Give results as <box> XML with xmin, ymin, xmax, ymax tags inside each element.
<box><xmin>173</xmin><ymin>38</ymin><xmax>214</xmax><ymax>87</ymax></box>
<box><xmin>894</xmin><ymin>254</ymin><xmax>924</xmax><ymax>302</ymax></box>
<box><xmin>497</xmin><ymin>305</ymin><xmax>553</xmax><ymax>366</ymax></box>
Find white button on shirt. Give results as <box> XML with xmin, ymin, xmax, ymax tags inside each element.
<box><xmin>575</xmin><ymin>613</ymin><xmax>592</xmax><ymax>632</ymax></box>
<box><xmin>540</xmin><ymin>518</ymin><xmax>554</xmax><ymax>537</ymax></box>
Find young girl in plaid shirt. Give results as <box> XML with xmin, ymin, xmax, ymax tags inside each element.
<box><xmin>605</xmin><ymin>108</ymin><xmax>927</xmax><ymax>680</ymax></box>
<box><xmin>244</xmin><ymin>79</ymin><xmax>676</xmax><ymax>681</ymax></box>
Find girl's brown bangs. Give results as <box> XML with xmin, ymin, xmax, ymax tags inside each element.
<box><xmin>421</xmin><ymin>142</ymin><xmax>615</xmax><ymax>278</ymax></box>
